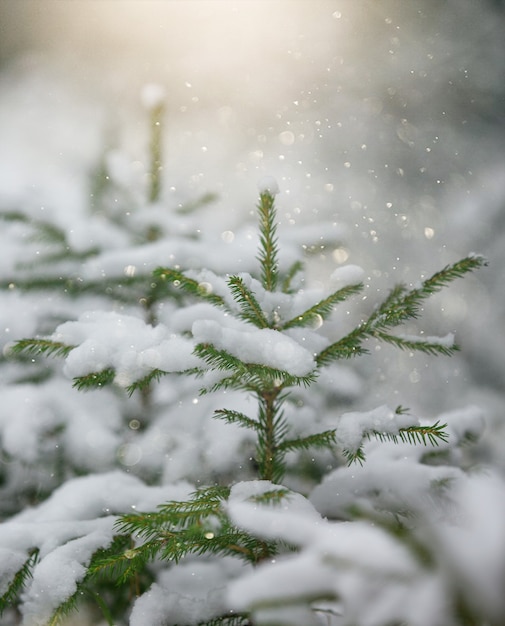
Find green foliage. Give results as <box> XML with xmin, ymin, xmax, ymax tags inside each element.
<box><xmin>343</xmin><ymin>419</ymin><xmax>449</xmax><ymax>465</ymax></box>
<box><xmin>114</xmin><ymin>486</ymin><xmax>277</xmax><ymax>567</ymax></box>
<box><xmin>72</xmin><ymin>369</ymin><xmax>116</xmax><ymax>391</ymax></box>
<box><xmin>4</xmin><ymin>179</ymin><xmax>485</xmax><ymax>626</ymax></box>
<box><xmin>315</xmin><ymin>254</ymin><xmax>485</xmax><ymax>367</ymax></box>
<box><xmin>154</xmin><ymin>268</ymin><xmax>227</xmax><ymax>308</ymax></box>
<box><xmin>228</xmin><ymin>275</ymin><xmax>270</xmax><ymax>328</ymax></box>
<box><xmin>193</xmin><ymin>342</ymin><xmax>315</xmax><ymax>395</ymax></box>
<box><xmin>257</xmin><ymin>190</ymin><xmax>280</xmax><ymax>291</ymax></box>
<box><xmin>45</xmin><ymin>536</ymin><xmax>134</xmax><ymax>626</ymax></box>
<box><xmin>0</xmin><ymin>550</ymin><xmax>39</xmax><ymax>616</ymax></box>
<box><xmin>282</xmin><ymin>282</ymin><xmax>363</xmax><ymax>330</ymax></box>
<box><xmin>78</xmin><ymin>486</ymin><xmax>279</xmax><ymax>620</ymax></box>
<box><xmin>8</xmin><ymin>338</ymin><xmax>75</xmax><ymax>359</ymax></box>
<box><xmin>198</xmin><ymin>615</ymin><xmax>249</xmax><ymax>626</ymax></box>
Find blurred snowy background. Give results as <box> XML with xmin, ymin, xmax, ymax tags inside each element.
<box><xmin>1</xmin><ymin>0</ymin><xmax>504</xmax><ymax>464</ymax></box>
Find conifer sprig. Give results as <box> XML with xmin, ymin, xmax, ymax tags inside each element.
<box><xmin>0</xmin><ymin>275</ymin><xmax>166</xmax><ymax>303</ymax></box>
<box><xmin>281</xmin><ymin>260</ymin><xmax>303</xmax><ymax>294</ymax></box>
<box><xmin>315</xmin><ymin>330</ymin><xmax>368</xmax><ymax>367</ymax></box>
<box><xmin>125</xmin><ymin>368</ymin><xmax>171</xmax><ymax>396</ymax></box>
<box><xmin>227</xmin><ymin>275</ymin><xmax>270</xmax><ymax>328</ymax></box>
<box><xmin>154</xmin><ymin>267</ymin><xmax>227</xmax><ymax>308</ymax></box>
<box><xmin>343</xmin><ymin>421</ymin><xmax>449</xmax><ymax>465</ymax></box>
<box><xmin>47</xmin><ymin>536</ymin><xmax>134</xmax><ymax>626</ymax></box>
<box><xmin>367</xmin><ymin>255</ymin><xmax>486</xmax><ymax>331</ymax></box>
<box><xmin>256</xmin><ymin>392</ymin><xmax>289</xmax><ymax>483</ymax></box>
<box><xmin>278</xmin><ymin>429</ymin><xmax>338</xmax><ymax>454</ymax></box>
<box><xmin>85</xmin><ymin>535</ymin><xmax>135</xmax><ymax>583</ymax></box>
<box><xmin>199</xmin><ymin>615</ymin><xmax>249</xmax><ymax>626</ymax></box>
<box><xmin>113</xmin><ymin>487</ymin><xmax>277</xmax><ymax>567</ymax></box>
<box><xmin>194</xmin><ymin>343</ymin><xmax>315</xmax><ymax>394</ymax></box>
<box><xmin>282</xmin><ymin>282</ymin><xmax>363</xmax><ymax>330</ymax></box>
<box><xmin>0</xmin><ymin>549</ymin><xmax>39</xmax><ymax>616</ymax></box>
<box><xmin>214</xmin><ymin>408</ymin><xmax>261</xmax><ymax>432</ymax></box>
<box><xmin>257</xmin><ymin>190</ymin><xmax>279</xmax><ymax>292</ymax></box>
<box><xmin>373</xmin><ymin>332</ymin><xmax>458</xmax><ymax>356</ymax></box>
<box><xmin>9</xmin><ymin>338</ymin><xmax>75</xmax><ymax>359</ymax></box>
<box><xmin>72</xmin><ymin>369</ymin><xmax>116</xmax><ymax>391</ymax></box>
<box><xmin>316</xmin><ymin>254</ymin><xmax>485</xmax><ymax>369</ymax></box>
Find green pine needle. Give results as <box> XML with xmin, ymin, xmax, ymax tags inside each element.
<box><xmin>373</xmin><ymin>332</ymin><xmax>459</xmax><ymax>356</ymax></box>
<box><xmin>227</xmin><ymin>275</ymin><xmax>270</xmax><ymax>328</ymax></box>
<box><xmin>316</xmin><ymin>255</ymin><xmax>486</xmax><ymax>369</ymax></box>
<box><xmin>257</xmin><ymin>191</ymin><xmax>279</xmax><ymax>292</ymax></box>
<box><xmin>10</xmin><ymin>338</ymin><xmax>75</xmax><ymax>359</ymax></box>
<box><xmin>194</xmin><ymin>343</ymin><xmax>248</xmax><ymax>373</ymax></box>
<box><xmin>214</xmin><ymin>408</ymin><xmax>261</xmax><ymax>432</ymax></box>
<box><xmin>87</xmin><ymin>535</ymin><xmax>133</xmax><ymax>582</ymax></box>
<box><xmin>194</xmin><ymin>343</ymin><xmax>316</xmax><ymax>394</ymax></box>
<box><xmin>278</xmin><ymin>429</ymin><xmax>337</xmax><ymax>453</ymax></box>
<box><xmin>125</xmin><ymin>369</ymin><xmax>170</xmax><ymax>396</ymax></box>
<box><xmin>199</xmin><ymin>615</ymin><xmax>250</xmax><ymax>626</ymax></box>
<box><xmin>282</xmin><ymin>283</ymin><xmax>363</xmax><ymax>330</ymax></box>
<box><xmin>344</xmin><ymin>422</ymin><xmax>449</xmax><ymax>465</ymax></box>
<box><xmin>115</xmin><ymin>487</ymin><xmax>275</xmax><ymax>566</ymax></box>
<box><xmin>0</xmin><ymin>549</ymin><xmax>39</xmax><ymax>616</ymax></box>
<box><xmin>153</xmin><ymin>268</ymin><xmax>227</xmax><ymax>307</ymax></box>
<box><xmin>343</xmin><ymin>446</ymin><xmax>367</xmax><ymax>466</ymax></box>
<box><xmin>316</xmin><ymin>332</ymin><xmax>368</xmax><ymax>367</ymax></box>
<box><xmin>72</xmin><ymin>369</ymin><xmax>115</xmax><ymax>391</ymax></box>
<box><xmin>420</xmin><ymin>255</ymin><xmax>487</xmax><ymax>294</ymax></box>
<box><xmin>281</xmin><ymin>260</ymin><xmax>304</xmax><ymax>294</ymax></box>
<box><xmin>368</xmin><ymin>255</ymin><xmax>487</xmax><ymax>332</ymax></box>
<box><xmin>248</xmin><ymin>488</ymin><xmax>291</xmax><ymax>505</ymax></box>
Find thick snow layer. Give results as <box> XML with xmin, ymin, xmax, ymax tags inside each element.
<box><xmin>0</xmin><ymin>548</ymin><xmax>28</xmax><ymax>595</ymax></box>
<box><xmin>130</xmin><ymin>558</ymin><xmax>248</xmax><ymax>626</ymax></box>
<box><xmin>21</xmin><ymin>524</ymin><xmax>114</xmax><ymax>626</ymax></box>
<box><xmin>53</xmin><ymin>311</ymin><xmax>199</xmax><ymax>385</ymax></box>
<box><xmin>435</xmin><ymin>471</ymin><xmax>505</xmax><ymax>621</ymax></box>
<box><xmin>10</xmin><ymin>471</ymin><xmax>192</xmax><ymax>526</ymax></box>
<box><xmin>227</xmin><ymin>482</ymin><xmax>428</xmax><ymax>625</ymax></box>
<box><xmin>329</xmin><ymin>264</ymin><xmax>365</xmax><ymax>287</ymax></box>
<box><xmin>192</xmin><ymin>319</ymin><xmax>316</xmax><ymax>376</ymax></box>
<box><xmin>0</xmin><ymin>381</ymin><xmax>122</xmax><ymax>468</ymax></box>
<box><xmin>310</xmin><ymin>458</ymin><xmax>464</xmax><ymax>519</ymax></box>
<box><xmin>227</xmin><ymin>474</ymin><xmax>505</xmax><ymax>625</ymax></box>
<box><xmin>228</xmin><ymin>552</ymin><xmax>336</xmax><ymax>619</ymax></box>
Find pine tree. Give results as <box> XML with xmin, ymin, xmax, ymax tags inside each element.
<box><xmin>1</xmin><ymin>173</ymin><xmax>486</xmax><ymax>625</ymax></box>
